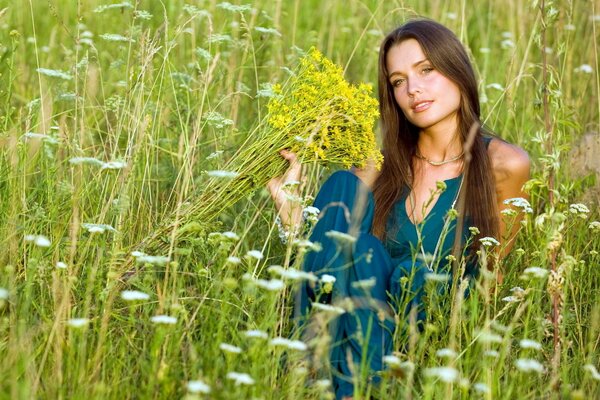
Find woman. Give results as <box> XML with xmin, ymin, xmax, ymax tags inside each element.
<box><xmin>268</xmin><ymin>19</ymin><xmax>530</xmax><ymax>399</ymax></box>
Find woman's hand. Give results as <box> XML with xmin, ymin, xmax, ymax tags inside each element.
<box><xmin>267</xmin><ymin>150</ymin><xmax>304</xmax><ymax>230</ymax></box>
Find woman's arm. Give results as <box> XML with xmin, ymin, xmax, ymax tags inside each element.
<box><xmin>488</xmin><ymin>139</ymin><xmax>531</xmax><ymax>257</ymax></box>
<box><xmin>267</xmin><ymin>150</ymin><xmax>304</xmax><ymax>231</ymax></box>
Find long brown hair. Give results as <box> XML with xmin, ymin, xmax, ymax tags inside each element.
<box><xmin>372</xmin><ymin>19</ymin><xmax>499</xmax><ymax>244</ymax></box>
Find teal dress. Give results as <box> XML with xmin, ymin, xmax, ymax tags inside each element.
<box><xmin>297</xmin><ymin>165</ymin><xmax>477</xmax><ymax>398</ymax></box>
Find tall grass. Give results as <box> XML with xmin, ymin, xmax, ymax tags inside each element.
<box><xmin>0</xmin><ymin>0</ymin><xmax>598</xmax><ymax>398</ymax></box>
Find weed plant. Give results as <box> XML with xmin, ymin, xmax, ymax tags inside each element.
<box><xmin>0</xmin><ymin>0</ymin><xmax>598</xmax><ymax>399</ymax></box>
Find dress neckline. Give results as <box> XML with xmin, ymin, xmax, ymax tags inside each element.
<box><xmin>402</xmin><ymin>174</ymin><xmax>463</xmax><ymax>227</ymax></box>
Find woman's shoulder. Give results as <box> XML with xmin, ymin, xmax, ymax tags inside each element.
<box><xmin>487</xmin><ymin>137</ymin><xmax>530</xmax><ymax>185</ymax></box>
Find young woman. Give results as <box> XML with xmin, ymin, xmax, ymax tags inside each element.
<box><xmin>268</xmin><ymin>19</ymin><xmax>530</xmax><ymax>399</ymax></box>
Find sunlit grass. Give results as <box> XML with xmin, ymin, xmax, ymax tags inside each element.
<box><xmin>0</xmin><ymin>0</ymin><xmax>598</xmax><ymax>399</ymax></box>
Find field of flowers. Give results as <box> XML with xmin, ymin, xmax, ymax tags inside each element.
<box><xmin>0</xmin><ymin>0</ymin><xmax>598</xmax><ymax>398</ymax></box>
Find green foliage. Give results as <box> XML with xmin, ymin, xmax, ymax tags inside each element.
<box><xmin>0</xmin><ymin>0</ymin><xmax>598</xmax><ymax>399</ymax></box>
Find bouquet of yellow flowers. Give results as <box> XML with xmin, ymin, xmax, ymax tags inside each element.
<box><xmin>126</xmin><ymin>48</ymin><xmax>382</xmax><ymax>267</ymax></box>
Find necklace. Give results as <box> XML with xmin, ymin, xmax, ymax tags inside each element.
<box><xmin>415</xmin><ymin>149</ymin><xmax>464</xmax><ymax>166</ymax></box>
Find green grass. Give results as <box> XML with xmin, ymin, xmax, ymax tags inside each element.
<box><xmin>0</xmin><ymin>0</ymin><xmax>598</xmax><ymax>399</ymax></box>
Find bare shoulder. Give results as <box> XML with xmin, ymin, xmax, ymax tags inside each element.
<box><xmin>488</xmin><ymin>138</ymin><xmax>530</xmax><ymax>185</ymax></box>
<box><xmin>352</xmin><ymin>158</ymin><xmax>381</xmax><ymax>189</ymax></box>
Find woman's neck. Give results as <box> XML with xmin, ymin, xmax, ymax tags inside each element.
<box><xmin>417</xmin><ymin>128</ymin><xmax>462</xmax><ymax>161</ymax></box>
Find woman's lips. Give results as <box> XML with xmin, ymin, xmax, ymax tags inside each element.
<box><xmin>412</xmin><ymin>101</ymin><xmax>432</xmax><ymax>112</ymax></box>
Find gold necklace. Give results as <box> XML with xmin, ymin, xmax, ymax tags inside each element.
<box><xmin>415</xmin><ymin>149</ymin><xmax>464</xmax><ymax>166</ymax></box>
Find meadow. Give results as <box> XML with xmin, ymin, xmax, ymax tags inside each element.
<box><xmin>0</xmin><ymin>0</ymin><xmax>599</xmax><ymax>398</ymax></box>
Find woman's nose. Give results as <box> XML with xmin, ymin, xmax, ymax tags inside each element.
<box><xmin>407</xmin><ymin>77</ymin><xmax>422</xmax><ymax>96</ymax></box>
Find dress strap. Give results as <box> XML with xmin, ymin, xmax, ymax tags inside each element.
<box><xmin>482</xmin><ymin>135</ymin><xmax>493</xmax><ymax>149</ymax></box>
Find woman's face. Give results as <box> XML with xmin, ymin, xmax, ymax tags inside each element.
<box><xmin>386</xmin><ymin>39</ymin><xmax>462</xmax><ymax>134</ymax></box>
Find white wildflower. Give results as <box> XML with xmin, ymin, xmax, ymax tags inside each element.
<box><xmin>37</xmin><ymin>68</ymin><xmax>72</xmax><ymax>80</ymax></box>
<box><xmin>473</xmin><ymin>382</ymin><xmax>490</xmax><ymax>393</ymax></box>
<box><xmin>22</xmin><ymin>132</ymin><xmax>59</xmax><ymax>144</ymax></box>
<box><xmin>150</xmin><ymin>315</ymin><xmax>177</xmax><ymax>324</ymax></box>
<box><xmin>121</xmin><ymin>290</ymin><xmax>150</xmax><ymax>301</ymax></box>
<box><xmin>486</xmin><ymin>83</ymin><xmax>504</xmax><ymax>91</ymax></box>
<box><xmin>383</xmin><ymin>355</ymin><xmax>402</xmax><ymax>367</ymax></box>
<box><xmin>325</xmin><ymin>230</ymin><xmax>357</xmax><ymax>245</ymax></box>
<box><xmin>484</xmin><ymin>350</ymin><xmax>499</xmax><ymax>358</ymax></box>
<box><xmin>68</xmin><ymin>318</ymin><xmax>89</xmax><ymax>328</ymax></box>
<box><xmin>196</xmin><ymin>47</ymin><xmax>213</xmax><ymax>62</ymax></box>
<box><xmin>268</xmin><ymin>265</ymin><xmax>318</xmax><ymax>282</ymax></box>
<box><xmin>469</xmin><ymin>226</ymin><xmax>480</xmax><ymax>236</ymax></box>
<box><xmin>501</xmin><ymin>39</ymin><xmax>515</xmax><ymax>49</ymax></box>
<box><xmin>569</xmin><ymin>203</ymin><xmax>590</xmax><ymax>218</ymax></box>
<box><xmin>503</xmin><ymin>197</ymin><xmax>533</xmax><ymax>213</ymax></box>
<box><xmin>222</xmin><ymin>231</ymin><xmax>239</xmax><ymax>240</ymax></box>
<box><xmin>24</xmin><ymin>234</ymin><xmax>51</xmax><ymax>248</ymax></box>
<box><xmin>479</xmin><ymin>47</ymin><xmax>491</xmax><ymax>54</ymax></box>
<box><xmin>501</xmin><ymin>208</ymin><xmax>518</xmax><ymax>217</ymax></box>
<box><xmin>82</xmin><ymin>223</ymin><xmax>117</xmax><ymax>234</ymax></box>
<box><xmin>424</xmin><ymin>366</ymin><xmax>460</xmax><ymax>383</ymax></box>
<box><xmin>292</xmin><ymin>239</ymin><xmax>322</xmax><ymax>252</ymax></box>
<box><xmin>511</xmin><ymin>286</ymin><xmax>526</xmax><ymax>295</ymax></box>
<box><xmin>134</xmin><ymin>10</ymin><xmax>153</xmax><ymax>20</ymax></box>
<box><xmin>351</xmin><ymin>277</ymin><xmax>376</xmax><ymax>290</ymax></box>
<box><xmin>205</xmin><ymin>149</ymin><xmax>223</xmax><ymax>160</ymax></box>
<box><xmin>502</xmin><ymin>296</ymin><xmax>520</xmax><ymax>303</ymax></box>
<box><xmin>522</xmin><ymin>266</ymin><xmax>548</xmax><ymax>279</ymax></box>
<box><xmin>269</xmin><ymin>337</ymin><xmax>308</xmax><ymax>351</ymax></box>
<box><xmin>519</xmin><ymin>339</ymin><xmax>542</xmax><ymax>350</ymax></box>
<box><xmin>131</xmin><ymin>251</ymin><xmax>145</xmax><ymax>257</ymax></box>
<box><xmin>0</xmin><ymin>288</ymin><xmax>8</xmax><ymax>300</ymax></box>
<box><xmin>314</xmin><ymin>379</ymin><xmax>331</xmax><ymax>389</ymax></box>
<box><xmin>203</xmin><ymin>111</ymin><xmax>234</xmax><ymax>128</ymax></box>
<box><xmin>226</xmin><ymin>256</ymin><xmax>241</xmax><ymax>265</ymax></box>
<box><xmin>254</xmin><ymin>26</ymin><xmax>282</xmax><ymax>37</ymax></box>
<box><xmin>320</xmin><ymin>274</ymin><xmax>336</xmax><ymax>284</ymax></box>
<box><xmin>477</xmin><ymin>330</ymin><xmax>503</xmax><ymax>344</ymax></box>
<box><xmin>243</xmin><ymin>329</ymin><xmax>268</xmax><ymax>339</ymax></box>
<box><xmin>226</xmin><ymin>372</ymin><xmax>255</xmax><ymax>386</ymax></box>
<box><xmin>99</xmin><ymin>33</ymin><xmax>135</xmax><ymax>43</ymax></box>
<box><xmin>311</xmin><ymin>302</ymin><xmax>345</xmax><ymax>315</ymax></box>
<box><xmin>575</xmin><ymin>64</ymin><xmax>593</xmax><ymax>74</ymax></box>
<box><xmin>436</xmin><ymin>348</ymin><xmax>457</xmax><ymax>358</ymax></box>
<box><xmin>425</xmin><ymin>273</ymin><xmax>451</xmax><ymax>282</ymax></box>
<box><xmin>186</xmin><ymin>380</ymin><xmax>211</xmax><ymax>394</ymax></box>
<box><xmin>93</xmin><ymin>2</ymin><xmax>133</xmax><ymax>13</ymax></box>
<box><xmin>69</xmin><ymin>157</ymin><xmax>105</xmax><ymax>167</ymax></box>
<box><xmin>480</xmin><ymin>236</ymin><xmax>500</xmax><ymax>247</ymax></box>
<box><xmin>515</xmin><ymin>358</ymin><xmax>545</xmax><ymax>373</ymax></box>
<box><xmin>565</xmin><ymin>24</ymin><xmax>576</xmax><ymax>31</ymax></box>
<box><xmin>446</xmin><ymin>12</ymin><xmax>457</xmax><ymax>20</ymax></box>
<box><xmin>589</xmin><ymin>221</ymin><xmax>600</xmax><ymax>232</ymax></box>
<box><xmin>56</xmin><ymin>261</ymin><xmax>67</xmax><ymax>269</ymax></box>
<box><xmin>246</xmin><ymin>250</ymin><xmax>264</xmax><ymax>260</ymax></box>
<box><xmin>255</xmin><ymin>278</ymin><xmax>285</xmax><ymax>291</ymax></box>
<box><xmin>101</xmin><ymin>160</ymin><xmax>127</xmax><ymax>170</ymax></box>
<box><xmin>206</xmin><ymin>170</ymin><xmax>239</xmax><ymax>179</ymax></box>
<box><xmin>584</xmin><ymin>364</ymin><xmax>600</xmax><ymax>381</ymax></box>
<box><xmin>217</xmin><ymin>2</ymin><xmax>253</xmax><ymax>12</ymax></box>
<box><xmin>491</xmin><ymin>321</ymin><xmax>509</xmax><ymax>332</ymax></box>
<box><xmin>135</xmin><ymin>255</ymin><xmax>170</xmax><ymax>266</ymax></box>
<box><xmin>256</xmin><ymin>82</ymin><xmax>278</xmax><ymax>98</ymax></box>
<box><xmin>501</xmin><ymin>31</ymin><xmax>513</xmax><ymax>38</ymax></box>
<box><xmin>303</xmin><ymin>206</ymin><xmax>320</xmax><ymax>215</ymax></box>
<box><xmin>220</xmin><ymin>343</ymin><xmax>242</xmax><ymax>354</ymax></box>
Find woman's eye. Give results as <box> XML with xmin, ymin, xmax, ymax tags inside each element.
<box><xmin>392</xmin><ymin>78</ymin><xmax>405</xmax><ymax>87</ymax></box>
<box><xmin>422</xmin><ymin>66</ymin><xmax>434</xmax><ymax>74</ymax></box>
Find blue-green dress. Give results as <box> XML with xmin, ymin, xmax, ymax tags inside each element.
<box><xmin>296</xmin><ymin>167</ymin><xmax>476</xmax><ymax>399</ymax></box>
